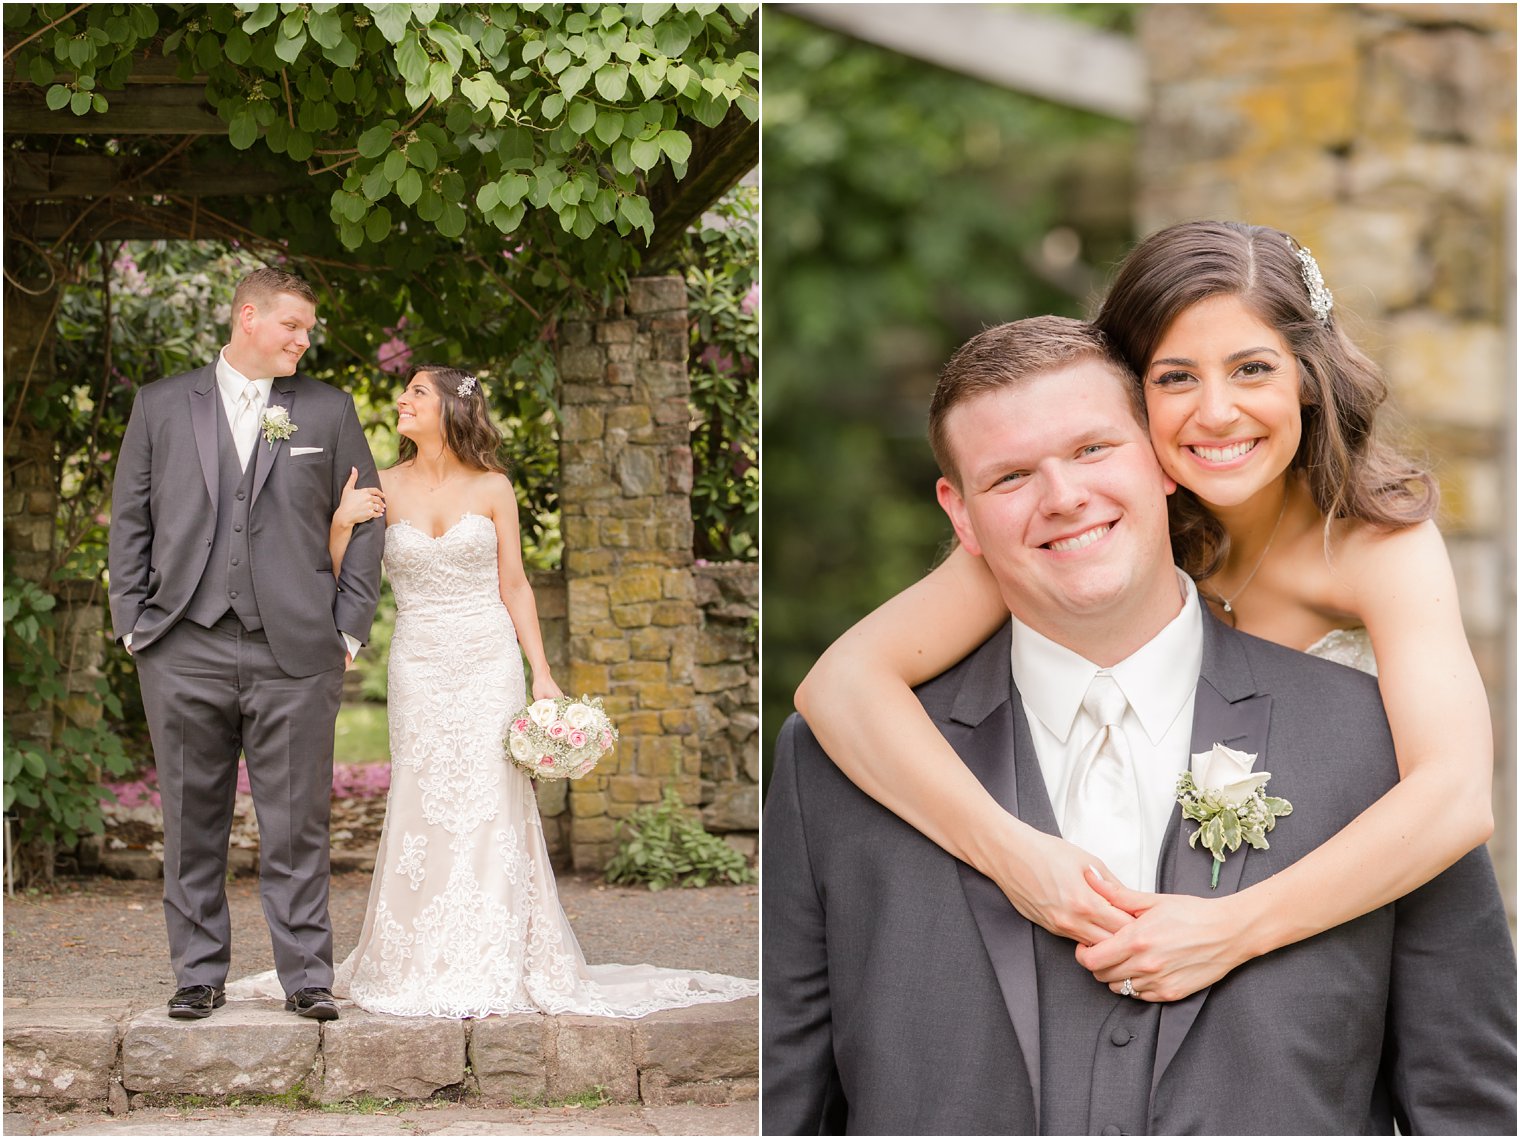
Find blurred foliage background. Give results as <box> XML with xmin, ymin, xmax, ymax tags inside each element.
<box><xmin>761</xmin><ymin>5</ymin><xmax>1137</xmax><ymax>785</ymax></box>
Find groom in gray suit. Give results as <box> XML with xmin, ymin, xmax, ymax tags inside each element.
<box><xmin>109</xmin><ymin>268</ymin><xmax>384</xmax><ymax>1021</ymax></box>
<box><xmin>762</xmin><ymin>316</ymin><xmax>1516</xmax><ymax>1134</ymax></box>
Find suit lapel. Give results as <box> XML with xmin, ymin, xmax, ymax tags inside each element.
<box><xmin>947</xmin><ymin>624</ymin><xmax>1043</xmax><ymax>1129</ymax></box>
<box><xmin>251</xmin><ymin>377</ymin><xmax>296</xmax><ymax>504</ymax></box>
<box><xmin>189</xmin><ymin>366</ymin><xmax>219</xmax><ymax>507</ymax></box>
<box><xmin>1152</xmin><ymin>613</ymin><xmax>1273</xmax><ymax>1097</ymax></box>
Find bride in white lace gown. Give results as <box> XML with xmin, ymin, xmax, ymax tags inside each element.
<box><xmin>236</xmin><ymin>365</ymin><xmax>756</xmax><ymax>1018</ymax></box>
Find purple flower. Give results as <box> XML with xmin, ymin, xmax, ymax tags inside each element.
<box><xmin>740</xmin><ymin>283</ymin><xmax>758</xmax><ymax>314</ymax></box>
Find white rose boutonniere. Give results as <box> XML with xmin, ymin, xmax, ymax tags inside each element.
<box><xmin>261</xmin><ymin>406</ymin><xmax>297</xmax><ymax>450</ymax></box>
<box><xmin>1176</xmin><ymin>743</ymin><xmax>1293</xmax><ymax>888</ymax></box>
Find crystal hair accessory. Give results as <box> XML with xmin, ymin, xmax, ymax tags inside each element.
<box><xmin>455</xmin><ymin>375</ymin><xmax>478</xmax><ymax>397</ymax></box>
<box><xmin>1289</xmin><ymin>240</ymin><xmax>1334</xmax><ymax>323</ymax></box>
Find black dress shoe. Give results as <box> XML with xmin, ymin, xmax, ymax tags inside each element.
<box><xmin>167</xmin><ymin>985</ymin><xmax>226</xmax><ymax>1019</ymax></box>
<box><xmin>285</xmin><ymin>987</ymin><xmax>339</xmax><ymax>1020</ymax></box>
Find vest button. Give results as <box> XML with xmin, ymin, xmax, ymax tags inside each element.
<box><xmin>1110</xmin><ymin>1028</ymin><xmax>1133</xmax><ymax>1047</ymax></box>
<box><xmin>236</xmin><ymin>492</ymin><xmax>245</xmax><ymax>500</ymax></box>
<box><xmin>229</xmin><ymin>591</ymin><xmax>238</xmax><ymax>599</ymax></box>
<box><xmin>234</xmin><ymin>524</ymin><xmax>243</xmax><ymax>532</ymax></box>
<box><xmin>1100</xmin><ymin>1127</ymin><xmax>1123</xmax><ymax>1136</ymax></box>
<box><xmin>231</xmin><ymin>558</ymin><xmax>239</xmax><ymax>566</ymax></box>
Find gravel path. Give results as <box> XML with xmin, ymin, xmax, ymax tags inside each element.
<box><xmin>3</xmin><ymin>870</ymin><xmax>758</xmax><ymax>1012</ymax></box>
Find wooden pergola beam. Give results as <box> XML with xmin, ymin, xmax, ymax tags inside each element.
<box><xmin>3</xmin><ymin>84</ymin><xmax>223</xmax><ymax>135</ymax></box>
<box><xmin>4</xmin><ymin>150</ymin><xmax>309</xmax><ymax>199</ymax></box>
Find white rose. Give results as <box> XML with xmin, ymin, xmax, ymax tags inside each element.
<box><xmin>509</xmin><ymin>734</ymin><xmax>531</xmax><ymax>760</ymax></box>
<box><xmin>1190</xmin><ymin>743</ymin><xmax>1269</xmax><ymax>808</ymax></box>
<box><xmin>564</xmin><ymin>702</ymin><xmax>595</xmax><ymax>731</ymax></box>
<box><xmin>527</xmin><ymin>699</ymin><xmax>558</xmax><ymax>729</ymax></box>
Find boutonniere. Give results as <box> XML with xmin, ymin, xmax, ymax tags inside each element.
<box><xmin>1176</xmin><ymin>742</ymin><xmax>1293</xmax><ymax>888</ymax></box>
<box><xmin>261</xmin><ymin>406</ymin><xmax>297</xmax><ymax>450</ymax></box>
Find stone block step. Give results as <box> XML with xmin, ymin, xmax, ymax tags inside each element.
<box><xmin>3</xmin><ymin>997</ymin><xmax>757</xmax><ymax>1113</ymax></box>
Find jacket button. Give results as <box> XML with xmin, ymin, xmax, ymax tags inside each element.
<box><xmin>229</xmin><ymin>591</ymin><xmax>239</xmax><ymax>599</ymax></box>
<box><xmin>1100</xmin><ymin>1127</ymin><xmax>1123</xmax><ymax>1136</ymax></box>
<box><xmin>233</xmin><ymin>524</ymin><xmax>243</xmax><ymax>533</ymax></box>
<box><xmin>236</xmin><ymin>491</ymin><xmax>245</xmax><ymax>500</ymax></box>
<box><xmin>231</xmin><ymin>558</ymin><xmax>239</xmax><ymax>567</ymax></box>
<box><xmin>1111</xmin><ymin>1028</ymin><xmax>1133</xmax><ymax>1047</ymax></box>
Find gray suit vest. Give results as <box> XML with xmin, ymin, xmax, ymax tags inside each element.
<box><xmin>1017</xmin><ymin>742</ymin><xmax>1161</xmax><ymax>1136</ymax></box>
<box><xmin>184</xmin><ymin>397</ymin><xmax>261</xmax><ymax>630</ymax></box>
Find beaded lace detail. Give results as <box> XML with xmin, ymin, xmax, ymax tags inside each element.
<box><xmin>1304</xmin><ymin>626</ymin><xmax>1377</xmax><ymax>676</ymax></box>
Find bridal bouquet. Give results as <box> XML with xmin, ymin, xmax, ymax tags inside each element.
<box><xmin>506</xmin><ymin>695</ymin><xmax>619</xmax><ymax>781</ymax></box>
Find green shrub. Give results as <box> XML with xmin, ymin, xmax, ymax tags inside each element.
<box><xmin>604</xmin><ymin>787</ymin><xmax>755</xmax><ymax>891</ymax></box>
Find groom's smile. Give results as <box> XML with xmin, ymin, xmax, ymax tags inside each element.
<box><xmin>936</xmin><ymin>358</ymin><xmax>1180</xmax><ymax>661</ymax></box>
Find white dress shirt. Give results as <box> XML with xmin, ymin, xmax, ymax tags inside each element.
<box><xmin>1008</xmin><ymin>571</ymin><xmax>1203</xmax><ymax>891</ymax></box>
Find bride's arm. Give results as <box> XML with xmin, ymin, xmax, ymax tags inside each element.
<box><xmin>329</xmin><ymin>467</ymin><xmax>386</xmax><ymax>579</ymax></box>
<box><xmin>489</xmin><ymin>474</ymin><xmax>562</xmax><ymax>700</ymax></box>
<box><xmin>1079</xmin><ymin>519</ymin><xmax>1494</xmax><ymax>1000</ymax></box>
<box><xmin>796</xmin><ymin>543</ymin><xmax>1136</xmax><ymax>945</ymax></box>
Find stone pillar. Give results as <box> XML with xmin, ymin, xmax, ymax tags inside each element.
<box><xmin>695</xmin><ymin>563</ymin><xmax>759</xmax><ymax>859</ymax></box>
<box><xmin>557</xmin><ymin>277</ymin><xmax>701</xmax><ymax>871</ymax></box>
<box><xmin>1137</xmin><ymin>4</ymin><xmax>1516</xmax><ymax>910</ymax></box>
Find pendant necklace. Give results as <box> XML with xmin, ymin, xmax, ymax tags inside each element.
<box><xmin>1219</xmin><ymin>492</ymin><xmax>1289</xmax><ymax>616</ymax></box>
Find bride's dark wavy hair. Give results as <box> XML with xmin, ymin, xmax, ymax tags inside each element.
<box><xmin>397</xmin><ymin>364</ymin><xmax>509</xmax><ymax>475</ymax></box>
<box><xmin>1092</xmin><ymin>220</ymin><xmax>1437</xmax><ymax>583</ymax></box>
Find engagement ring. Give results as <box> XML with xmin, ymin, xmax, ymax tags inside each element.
<box><xmin>1120</xmin><ymin>978</ymin><xmax>1134</xmax><ymax>998</ymax></box>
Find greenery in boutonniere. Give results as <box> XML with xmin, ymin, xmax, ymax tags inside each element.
<box><xmin>1176</xmin><ymin>764</ymin><xmax>1293</xmax><ymax>889</ymax></box>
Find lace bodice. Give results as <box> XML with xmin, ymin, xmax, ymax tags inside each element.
<box><xmin>1304</xmin><ymin>626</ymin><xmax>1377</xmax><ymax>675</ymax></box>
<box><xmin>386</xmin><ymin>514</ymin><xmax>505</xmax><ymax>622</ymax></box>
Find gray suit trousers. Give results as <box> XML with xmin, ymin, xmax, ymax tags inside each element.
<box><xmin>136</xmin><ymin>618</ymin><xmax>343</xmax><ymax>994</ymax></box>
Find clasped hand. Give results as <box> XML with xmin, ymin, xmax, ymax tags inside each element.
<box><xmin>993</xmin><ymin>828</ymin><xmax>1247</xmax><ymax>1002</ymax></box>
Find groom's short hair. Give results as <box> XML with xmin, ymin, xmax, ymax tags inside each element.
<box><xmin>928</xmin><ymin>316</ymin><xmax>1140</xmax><ymax>486</ymax></box>
<box><xmin>231</xmin><ymin>267</ymin><xmax>317</xmax><ymax>320</ymax></box>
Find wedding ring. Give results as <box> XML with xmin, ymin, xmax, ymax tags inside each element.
<box><xmin>1120</xmin><ymin>978</ymin><xmax>1134</xmax><ymax>998</ymax></box>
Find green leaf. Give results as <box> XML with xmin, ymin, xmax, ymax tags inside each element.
<box><xmin>557</xmin><ymin>203</ymin><xmax>579</xmax><ymax>233</ymax></box>
<box><xmin>361</xmin><ymin>164</ymin><xmax>391</xmax><ymax>200</ymax></box>
<box><xmin>331</xmin><ymin>67</ymin><xmax>356</xmax><ymax>102</ymax></box>
<box><xmin>436</xmin><ymin>199</ymin><xmax>466</xmax><ymax>239</ymax></box>
<box><xmin>415</xmin><ymin>187</ymin><xmax>444</xmax><ymax>222</ymax></box>
<box><xmin>540</xmin><ymin>92</ymin><xmax>564</xmax><ymax>121</ymax></box>
<box><xmin>407</xmin><ymin>138</ymin><xmax>437</xmax><ymax>170</ymax></box>
<box><xmin>657</xmin><ymin>129</ymin><xmax>691</xmax><ymax>164</ymax></box>
<box><xmin>368</xmin><ymin>2</ymin><xmax>411</xmax><ymax>44</ymax></box>
<box><xmin>476</xmin><ymin>180</ymin><xmax>501</xmax><ymax>211</ymax></box>
<box><xmin>383</xmin><ymin>148</ymin><xmax>408</xmax><ymax>181</ymax></box>
<box><xmin>490</xmin><ymin>202</ymin><xmax>526</xmax><ymax>233</ymax></box>
<box><xmin>521</xmin><ymin>38</ymin><xmax>546</xmax><ymax>62</ymax></box>
<box><xmin>692</xmin><ymin>90</ymin><xmax>729</xmax><ymax>129</ymax></box>
<box><xmin>223</xmin><ymin>27</ymin><xmax>253</xmax><ymax>64</ymax></box>
<box><xmin>29</xmin><ymin>56</ymin><xmax>54</xmax><ymax>86</ymax></box>
<box><xmin>480</xmin><ymin>25</ymin><xmax>506</xmax><ymax>58</ymax></box>
<box><xmin>629</xmin><ymin>134</ymin><xmax>661</xmax><ymax>171</ymax></box>
<box><xmin>395</xmin><ymin>167</ymin><xmax>423</xmax><ymax>205</ymax></box>
<box><xmin>357</xmin><ymin>124</ymin><xmax>393</xmax><ymax>158</ymax></box>
<box><xmin>364</xmin><ymin>206</ymin><xmax>392</xmax><ymax>243</ymax></box>
<box><xmin>308</xmin><ymin>9</ymin><xmax>343</xmax><ymax>48</ymax></box>
<box><xmin>338</xmin><ymin>220</ymin><xmax>364</xmax><ymax>250</ymax></box>
<box><xmin>242</xmin><ymin>4</ymin><xmax>279</xmax><ymax>33</ymax></box>
<box><xmin>559</xmin><ymin>63</ymin><xmax>590</xmax><ymax>99</ymax></box>
<box><xmin>593</xmin><ymin>110</ymin><xmax>625</xmax><ymax>145</ymax></box>
<box><xmin>496</xmin><ymin>172</ymin><xmax>530</xmax><ymax>206</ymax></box>
<box><xmin>273</xmin><ymin>27</ymin><xmax>307</xmax><ymax>63</ymax></box>
<box><xmin>653</xmin><ymin>19</ymin><xmax>692</xmax><ymax>57</ymax></box>
<box><xmin>324</xmin><ymin>33</ymin><xmax>358</xmax><ymax>68</ymax></box>
<box><xmin>543</xmin><ymin>48</ymin><xmax>572</xmax><ymax>75</ymax></box>
<box><xmin>228</xmin><ymin>110</ymin><xmax>258</xmax><ymax>148</ymax></box>
<box><xmin>566</xmin><ymin>99</ymin><xmax>595</xmax><ymax>135</ymax></box>
<box><xmin>395</xmin><ymin>32</ymin><xmax>428</xmax><ymax>85</ymax></box>
<box><xmin>427</xmin><ymin>59</ymin><xmax>453</xmax><ymax>103</ymax></box>
<box><xmin>45</xmin><ymin>84</ymin><xmax>70</xmax><ymax>111</ymax></box>
<box><xmin>593</xmin><ymin>63</ymin><xmax>628</xmax><ymax>102</ymax></box>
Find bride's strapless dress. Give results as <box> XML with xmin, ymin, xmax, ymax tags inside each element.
<box><xmin>230</xmin><ymin>513</ymin><xmax>756</xmax><ymax>1018</ymax></box>
<box><xmin>1304</xmin><ymin>626</ymin><xmax>1377</xmax><ymax>675</ymax></box>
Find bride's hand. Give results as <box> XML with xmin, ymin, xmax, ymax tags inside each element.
<box><xmin>333</xmin><ymin>467</ymin><xmax>385</xmax><ymax>529</ymax></box>
<box><xmin>1073</xmin><ymin>870</ymin><xmax>1252</xmax><ymax>1002</ymax></box>
<box><xmin>990</xmin><ymin>825</ymin><xmax>1137</xmax><ymax>946</ymax></box>
<box><xmin>531</xmin><ymin>674</ymin><xmax>563</xmax><ymax>701</ymax></box>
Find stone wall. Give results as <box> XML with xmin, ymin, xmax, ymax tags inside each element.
<box><xmin>1137</xmin><ymin>4</ymin><xmax>1516</xmax><ymax>905</ymax></box>
<box><xmin>554</xmin><ymin>277</ymin><xmax>705</xmax><ymax>871</ymax></box>
<box><xmin>695</xmin><ymin>563</ymin><xmax>759</xmax><ymax>859</ymax></box>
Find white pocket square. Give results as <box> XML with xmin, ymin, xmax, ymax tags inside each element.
<box><xmin>289</xmin><ymin>446</ymin><xmax>324</xmax><ymax>456</ymax></box>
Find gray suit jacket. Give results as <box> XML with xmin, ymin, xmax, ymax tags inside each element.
<box><xmin>108</xmin><ymin>364</ymin><xmax>384</xmax><ymax>677</ymax></box>
<box><xmin>762</xmin><ymin>613</ymin><xmax>1516</xmax><ymax>1135</ymax></box>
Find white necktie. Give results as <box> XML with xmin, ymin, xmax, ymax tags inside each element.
<box><xmin>233</xmin><ymin>382</ymin><xmax>261</xmax><ymax>471</ymax></box>
<box><xmin>1063</xmin><ymin>673</ymin><xmax>1144</xmax><ymax>890</ymax></box>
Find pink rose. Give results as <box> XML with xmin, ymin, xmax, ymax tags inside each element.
<box><xmin>538</xmin><ymin>755</ymin><xmax>554</xmax><ymax>767</ymax></box>
<box><xmin>512</xmin><ymin>718</ymin><xmax>530</xmax><ymax>733</ymax></box>
<box><xmin>548</xmin><ymin>721</ymin><xmax>569</xmax><ymax>739</ymax></box>
<box><xmin>568</xmin><ymin>729</ymin><xmax>588</xmax><ymax>749</ymax></box>
<box><xmin>600</xmin><ymin>729</ymin><xmax>614</xmax><ymax>748</ymax></box>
